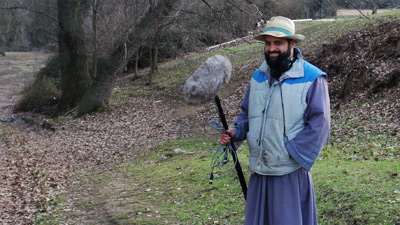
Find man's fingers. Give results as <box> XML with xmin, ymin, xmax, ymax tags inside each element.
<box><xmin>219</xmin><ymin>128</ymin><xmax>235</xmax><ymax>145</ymax></box>
<box><xmin>219</xmin><ymin>133</ymin><xmax>231</xmax><ymax>145</ymax></box>
<box><xmin>226</xmin><ymin>128</ymin><xmax>235</xmax><ymax>137</ymax></box>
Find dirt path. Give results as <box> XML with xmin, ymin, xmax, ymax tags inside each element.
<box><xmin>0</xmin><ymin>52</ymin><xmax>215</xmax><ymax>224</ymax></box>
<box><xmin>337</xmin><ymin>9</ymin><xmax>394</xmax><ymax>17</ymax></box>
<box><xmin>0</xmin><ymin>52</ymin><xmax>50</xmax><ymax>115</ymax></box>
<box><xmin>0</xmin><ymin>52</ymin><xmax>52</xmax><ymax>223</ymax></box>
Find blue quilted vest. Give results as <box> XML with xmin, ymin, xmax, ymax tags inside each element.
<box><xmin>247</xmin><ymin>50</ymin><xmax>326</xmax><ymax>176</ymax></box>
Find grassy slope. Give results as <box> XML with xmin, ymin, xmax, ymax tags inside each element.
<box><xmin>41</xmin><ymin>11</ymin><xmax>400</xmax><ymax>224</ymax></box>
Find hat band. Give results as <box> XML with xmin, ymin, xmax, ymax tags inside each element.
<box><xmin>264</xmin><ymin>27</ymin><xmax>293</xmax><ymax>36</ymax></box>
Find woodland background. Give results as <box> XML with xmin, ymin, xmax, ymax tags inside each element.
<box><xmin>0</xmin><ymin>0</ymin><xmax>398</xmax><ymax>117</ymax></box>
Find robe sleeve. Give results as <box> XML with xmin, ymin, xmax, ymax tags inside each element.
<box><xmin>286</xmin><ymin>76</ymin><xmax>331</xmax><ymax>171</ymax></box>
<box><xmin>232</xmin><ymin>85</ymin><xmax>250</xmax><ymax>142</ymax></box>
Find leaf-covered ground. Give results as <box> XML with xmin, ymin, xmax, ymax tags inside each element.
<box><xmin>310</xmin><ymin>18</ymin><xmax>400</xmax><ymax>160</ymax></box>
<box><xmin>1</xmin><ymin>16</ymin><xmax>400</xmax><ymax>224</ymax></box>
<box><xmin>0</xmin><ymin>76</ymin><xmax>207</xmax><ymax>223</ymax></box>
<box><xmin>1</xmin><ymin>51</ymin><xmax>243</xmax><ymax>223</ymax></box>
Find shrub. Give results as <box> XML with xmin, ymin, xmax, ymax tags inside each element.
<box><xmin>14</xmin><ymin>76</ymin><xmax>60</xmax><ymax>114</ymax></box>
<box><xmin>14</xmin><ymin>55</ymin><xmax>61</xmax><ymax>114</ymax></box>
<box><xmin>36</xmin><ymin>55</ymin><xmax>61</xmax><ymax>84</ymax></box>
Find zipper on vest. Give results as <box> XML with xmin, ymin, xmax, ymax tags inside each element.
<box><xmin>258</xmin><ymin>82</ymin><xmax>277</xmax><ymax>147</ymax></box>
<box><xmin>279</xmin><ymin>82</ymin><xmax>289</xmax><ymax>143</ymax></box>
<box><xmin>258</xmin><ymin>108</ymin><xmax>266</xmax><ymax>146</ymax></box>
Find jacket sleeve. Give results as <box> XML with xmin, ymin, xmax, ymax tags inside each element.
<box><xmin>286</xmin><ymin>76</ymin><xmax>331</xmax><ymax>171</ymax></box>
<box><xmin>232</xmin><ymin>85</ymin><xmax>250</xmax><ymax>142</ymax></box>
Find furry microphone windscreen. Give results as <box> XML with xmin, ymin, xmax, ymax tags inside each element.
<box><xmin>183</xmin><ymin>54</ymin><xmax>232</xmax><ymax>104</ymax></box>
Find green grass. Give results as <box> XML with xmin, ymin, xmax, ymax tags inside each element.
<box><xmin>370</xmin><ymin>9</ymin><xmax>400</xmax><ymax>19</ymax></box>
<box><xmin>110</xmin><ymin>87</ymin><xmax>152</xmax><ymax>105</ymax></box>
<box><xmin>19</xmin><ymin>62</ymin><xmax>44</xmax><ymax>73</ymax></box>
<box><xmin>0</xmin><ymin>52</ymin><xmax>50</xmax><ymax>61</ymax></box>
<box><xmin>313</xmin><ymin>160</ymin><xmax>399</xmax><ymax>224</ymax></box>
<box><xmin>152</xmin><ymin>43</ymin><xmax>263</xmax><ymax>90</ymax></box>
<box><xmin>118</xmin><ymin>138</ymin><xmax>250</xmax><ymax>224</ymax></box>
<box><xmin>58</xmin><ymin>135</ymin><xmax>399</xmax><ymax>224</ymax></box>
<box><xmin>0</xmin><ymin>124</ymin><xmax>25</xmax><ymax>147</ymax></box>
<box><xmin>0</xmin><ymin>125</ymin><xmax>7</xmax><ymax>145</ymax></box>
<box><xmin>297</xmin><ymin>10</ymin><xmax>400</xmax><ymax>57</ymax></box>
<box><xmin>296</xmin><ymin>18</ymin><xmax>374</xmax><ymax>55</ymax></box>
<box><xmin>64</xmin><ymin>138</ymin><xmax>250</xmax><ymax>224</ymax></box>
<box><xmin>34</xmin><ymin>195</ymin><xmax>68</xmax><ymax>225</ymax></box>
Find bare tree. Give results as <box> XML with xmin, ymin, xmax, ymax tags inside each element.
<box><xmin>363</xmin><ymin>0</ymin><xmax>382</xmax><ymax>14</ymax></box>
<box><xmin>336</xmin><ymin>0</ymin><xmax>397</xmax><ymax>13</ymax></box>
<box><xmin>6</xmin><ymin>0</ymin><xmax>353</xmax><ymax>117</ymax></box>
<box><xmin>91</xmin><ymin>0</ymin><xmax>99</xmax><ymax>79</ymax></box>
<box><xmin>0</xmin><ymin>0</ymin><xmax>58</xmax><ymax>52</ymax></box>
<box><xmin>0</xmin><ymin>0</ymin><xmax>26</xmax><ymax>55</ymax></box>
<box><xmin>76</xmin><ymin>0</ymin><xmax>181</xmax><ymax>116</ymax></box>
<box><xmin>54</xmin><ymin>0</ymin><xmax>92</xmax><ymax>117</ymax></box>
<box><xmin>344</xmin><ymin>0</ymin><xmax>373</xmax><ymax>19</ymax></box>
<box><xmin>0</xmin><ymin>8</ymin><xmax>12</xmax><ymax>56</ymax></box>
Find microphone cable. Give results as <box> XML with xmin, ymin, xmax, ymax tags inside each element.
<box><xmin>206</xmin><ymin>119</ymin><xmax>238</xmax><ymax>184</ymax></box>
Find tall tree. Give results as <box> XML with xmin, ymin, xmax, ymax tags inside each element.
<box><xmin>0</xmin><ymin>10</ymin><xmax>12</xmax><ymax>56</ymax></box>
<box><xmin>54</xmin><ymin>0</ymin><xmax>92</xmax><ymax>117</ymax></box>
<box><xmin>28</xmin><ymin>0</ymin><xmax>58</xmax><ymax>48</ymax></box>
<box><xmin>76</xmin><ymin>0</ymin><xmax>180</xmax><ymax>116</ymax></box>
<box><xmin>0</xmin><ymin>0</ymin><xmax>23</xmax><ymax>55</ymax></box>
<box><xmin>91</xmin><ymin>0</ymin><xmax>99</xmax><ymax>79</ymax></box>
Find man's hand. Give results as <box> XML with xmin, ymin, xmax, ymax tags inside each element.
<box><xmin>219</xmin><ymin>128</ymin><xmax>235</xmax><ymax>145</ymax></box>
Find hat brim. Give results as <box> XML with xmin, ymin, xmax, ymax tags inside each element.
<box><xmin>254</xmin><ymin>32</ymin><xmax>305</xmax><ymax>43</ymax></box>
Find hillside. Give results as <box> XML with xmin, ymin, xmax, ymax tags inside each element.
<box><xmin>312</xmin><ymin>18</ymin><xmax>400</xmax><ymax>104</ymax></box>
<box><xmin>310</xmin><ymin>17</ymin><xmax>400</xmax><ymax>153</ymax></box>
<box><xmin>1</xmin><ymin>13</ymin><xmax>400</xmax><ymax>224</ymax></box>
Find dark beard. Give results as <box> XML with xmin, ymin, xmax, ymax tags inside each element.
<box><xmin>265</xmin><ymin>45</ymin><xmax>291</xmax><ymax>76</ymax></box>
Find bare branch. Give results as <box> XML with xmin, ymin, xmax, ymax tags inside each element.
<box><xmin>225</xmin><ymin>0</ymin><xmax>246</xmax><ymax>14</ymax></box>
<box><xmin>0</xmin><ymin>6</ymin><xmax>58</xmax><ymax>22</ymax></box>
<box><xmin>344</xmin><ymin>0</ymin><xmax>372</xmax><ymax>20</ymax></box>
<box><xmin>200</xmin><ymin>0</ymin><xmax>215</xmax><ymax>11</ymax></box>
<box><xmin>243</xmin><ymin>0</ymin><xmax>266</xmax><ymax>20</ymax></box>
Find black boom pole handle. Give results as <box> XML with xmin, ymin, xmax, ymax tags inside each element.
<box><xmin>214</xmin><ymin>95</ymin><xmax>247</xmax><ymax>200</ymax></box>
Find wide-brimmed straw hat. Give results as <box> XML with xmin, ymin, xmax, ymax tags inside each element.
<box><xmin>255</xmin><ymin>16</ymin><xmax>305</xmax><ymax>42</ymax></box>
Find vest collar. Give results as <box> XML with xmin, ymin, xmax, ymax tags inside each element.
<box><xmin>260</xmin><ymin>48</ymin><xmax>305</xmax><ymax>82</ymax></box>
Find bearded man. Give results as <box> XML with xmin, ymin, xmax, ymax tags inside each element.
<box><xmin>220</xmin><ymin>16</ymin><xmax>331</xmax><ymax>224</ymax></box>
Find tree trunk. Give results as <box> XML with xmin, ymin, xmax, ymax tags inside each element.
<box><xmin>77</xmin><ymin>45</ymin><xmax>124</xmax><ymax>116</ymax></box>
<box><xmin>149</xmin><ymin>46</ymin><xmax>153</xmax><ymax>85</ymax></box>
<box><xmin>54</xmin><ymin>0</ymin><xmax>91</xmax><ymax>117</ymax></box>
<box><xmin>372</xmin><ymin>2</ymin><xmax>377</xmax><ymax>14</ymax></box>
<box><xmin>124</xmin><ymin>43</ymin><xmax>128</xmax><ymax>72</ymax></box>
<box><xmin>148</xmin><ymin>43</ymin><xmax>158</xmax><ymax>85</ymax></box>
<box><xmin>154</xmin><ymin>45</ymin><xmax>158</xmax><ymax>72</ymax></box>
<box><xmin>134</xmin><ymin>50</ymin><xmax>139</xmax><ymax>79</ymax></box>
<box><xmin>312</xmin><ymin>0</ymin><xmax>323</xmax><ymax>19</ymax></box>
<box><xmin>77</xmin><ymin>0</ymin><xmax>179</xmax><ymax>116</ymax></box>
<box><xmin>1</xmin><ymin>5</ymin><xmax>13</xmax><ymax>57</ymax></box>
<box><xmin>91</xmin><ymin>0</ymin><xmax>98</xmax><ymax>79</ymax></box>
<box><xmin>0</xmin><ymin>38</ymin><xmax>5</xmax><ymax>56</ymax></box>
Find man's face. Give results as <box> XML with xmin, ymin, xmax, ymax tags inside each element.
<box><xmin>264</xmin><ymin>35</ymin><xmax>295</xmax><ymax>69</ymax></box>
